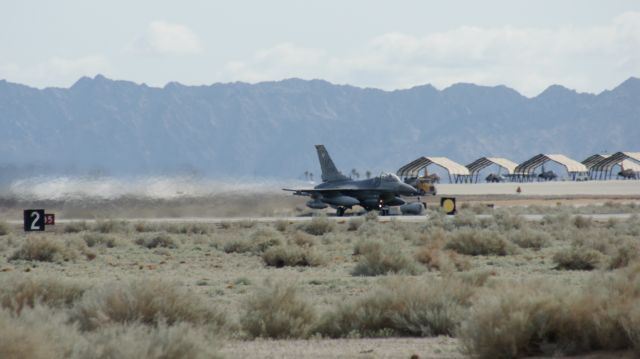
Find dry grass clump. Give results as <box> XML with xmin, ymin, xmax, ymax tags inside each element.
<box><xmin>64</xmin><ymin>221</ymin><xmax>89</xmax><ymax>233</ymax></box>
<box><xmin>553</xmin><ymin>247</ymin><xmax>603</xmax><ymax>270</ymax></box>
<box><xmin>72</xmin><ymin>279</ymin><xmax>226</xmax><ymax>331</ymax></box>
<box><xmin>10</xmin><ymin>237</ymin><xmax>77</xmax><ymax>262</ymax></box>
<box><xmin>347</xmin><ymin>217</ymin><xmax>364</xmax><ymax>231</ymax></box>
<box><xmin>135</xmin><ymin>233</ymin><xmax>178</xmax><ymax>249</ymax></box>
<box><xmin>0</xmin><ymin>274</ymin><xmax>88</xmax><ymax>313</ymax></box>
<box><xmin>298</xmin><ymin>216</ymin><xmax>335</xmax><ymax>236</ymax></box>
<box><xmin>262</xmin><ymin>245</ymin><xmax>324</xmax><ymax>267</ymax></box>
<box><xmin>163</xmin><ymin>222</ymin><xmax>210</xmax><ymax>235</ymax></box>
<box><xmin>0</xmin><ymin>221</ymin><xmax>9</xmax><ymax>236</ymax></box>
<box><xmin>289</xmin><ymin>231</ymin><xmax>317</xmax><ymax>247</ymax></box>
<box><xmin>0</xmin><ymin>306</ymin><xmax>82</xmax><ymax>359</ymax></box>
<box><xmin>508</xmin><ymin>229</ymin><xmax>552</xmax><ymax>250</ymax></box>
<box><xmin>83</xmin><ymin>233</ymin><xmax>119</xmax><ymax>248</ymax></box>
<box><xmin>134</xmin><ymin>221</ymin><xmax>158</xmax><ymax>232</ymax></box>
<box><xmin>415</xmin><ymin>244</ymin><xmax>471</xmax><ymax>272</ymax></box>
<box><xmin>93</xmin><ymin>219</ymin><xmax>129</xmax><ymax>233</ymax></box>
<box><xmin>492</xmin><ymin>210</ymin><xmax>527</xmax><ymax>231</ymax></box>
<box><xmin>573</xmin><ymin>215</ymin><xmax>593</xmax><ymax>229</ymax></box>
<box><xmin>317</xmin><ymin>277</ymin><xmax>477</xmax><ymax>338</ymax></box>
<box><xmin>445</xmin><ymin>229</ymin><xmax>518</xmax><ymax>256</ymax></box>
<box><xmin>452</xmin><ymin>210</ymin><xmax>480</xmax><ymax>228</ymax></box>
<box><xmin>352</xmin><ymin>240</ymin><xmax>420</xmax><ymax>276</ymax></box>
<box><xmin>241</xmin><ymin>282</ymin><xmax>316</xmax><ymax>339</ymax></box>
<box><xmin>223</xmin><ymin>226</ymin><xmax>283</xmax><ymax>254</ymax></box>
<box><xmin>274</xmin><ymin>219</ymin><xmax>289</xmax><ymax>232</ymax></box>
<box><xmin>77</xmin><ymin>322</ymin><xmax>222</xmax><ymax>359</ymax></box>
<box><xmin>609</xmin><ymin>241</ymin><xmax>640</xmax><ymax>269</ymax></box>
<box><xmin>460</xmin><ymin>267</ymin><xmax>640</xmax><ymax>358</ymax></box>
<box><xmin>0</xmin><ymin>306</ymin><xmax>222</xmax><ymax>359</ymax></box>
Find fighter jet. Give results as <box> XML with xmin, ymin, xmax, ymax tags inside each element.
<box><xmin>284</xmin><ymin>145</ymin><xmax>419</xmax><ymax>216</ymax></box>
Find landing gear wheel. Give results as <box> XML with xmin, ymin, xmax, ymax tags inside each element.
<box><xmin>336</xmin><ymin>207</ymin><xmax>346</xmax><ymax>217</ymax></box>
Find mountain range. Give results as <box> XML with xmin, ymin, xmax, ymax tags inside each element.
<box><xmin>1</xmin><ymin>75</ymin><xmax>638</xmax><ymax>180</ymax></box>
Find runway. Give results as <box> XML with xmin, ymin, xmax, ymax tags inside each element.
<box><xmin>6</xmin><ymin>213</ymin><xmax>636</xmax><ymax>226</ymax></box>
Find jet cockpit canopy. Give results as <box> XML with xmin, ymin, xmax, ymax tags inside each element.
<box><xmin>380</xmin><ymin>172</ymin><xmax>402</xmax><ymax>183</ymax></box>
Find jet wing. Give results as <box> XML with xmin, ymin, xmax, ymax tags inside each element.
<box><xmin>282</xmin><ymin>187</ymin><xmax>359</xmax><ymax>196</ymax></box>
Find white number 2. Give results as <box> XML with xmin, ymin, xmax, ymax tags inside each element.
<box><xmin>30</xmin><ymin>211</ymin><xmax>40</xmax><ymax>230</ymax></box>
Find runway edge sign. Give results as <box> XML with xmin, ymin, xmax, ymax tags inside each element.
<box><xmin>440</xmin><ymin>197</ymin><xmax>457</xmax><ymax>215</ymax></box>
<box><xmin>23</xmin><ymin>209</ymin><xmax>55</xmax><ymax>232</ymax></box>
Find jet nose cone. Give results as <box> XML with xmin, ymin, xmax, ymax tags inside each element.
<box><xmin>399</xmin><ymin>183</ymin><xmax>419</xmax><ymax>196</ymax></box>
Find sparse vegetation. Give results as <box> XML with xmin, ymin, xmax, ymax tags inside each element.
<box><xmin>553</xmin><ymin>247</ymin><xmax>602</xmax><ymax>270</ymax></box>
<box><xmin>135</xmin><ymin>233</ymin><xmax>178</xmax><ymax>249</ymax></box>
<box><xmin>299</xmin><ymin>216</ymin><xmax>335</xmax><ymax>235</ymax></box>
<box><xmin>445</xmin><ymin>229</ymin><xmax>517</xmax><ymax>256</ymax></box>
<box><xmin>64</xmin><ymin>221</ymin><xmax>89</xmax><ymax>233</ymax></box>
<box><xmin>0</xmin><ymin>274</ymin><xmax>88</xmax><ymax>313</ymax></box>
<box><xmin>10</xmin><ymin>237</ymin><xmax>77</xmax><ymax>262</ymax></box>
<box><xmin>262</xmin><ymin>245</ymin><xmax>324</xmax><ymax>267</ymax></box>
<box><xmin>0</xmin><ymin>221</ymin><xmax>9</xmax><ymax>236</ymax></box>
<box><xmin>0</xmin><ymin>198</ymin><xmax>638</xmax><ymax>357</ymax></box>
<box><xmin>460</xmin><ymin>266</ymin><xmax>640</xmax><ymax>358</ymax></box>
<box><xmin>317</xmin><ymin>277</ymin><xmax>478</xmax><ymax>338</ymax></box>
<box><xmin>72</xmin><ymin>279</ymin><xmax>226</xmax><ymax>331</ymax></box>
<box><xmin>241</xmin><ymin>282</ymin><xmax>316</xmax><ymax>339</ymax></box>
<box><xmin>83</xmin><ymin>233</ymin><xmax>119</xmax><ymax>248</ymax></box>
<box><xmin>352</xmin><ymin>240</ymin><xmax>420</xmax><ymax>276</ymax></box>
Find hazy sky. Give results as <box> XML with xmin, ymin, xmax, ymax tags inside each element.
<box><xmin>1</xmin><ymin>1</ymin><xmax>639</xmax><ymax>96</ymax></box>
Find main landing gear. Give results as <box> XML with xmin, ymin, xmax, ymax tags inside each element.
<box><xmin>336</xmin><ymin>207</ymin><xmax>346</xmax><ymax>217</ymax></box>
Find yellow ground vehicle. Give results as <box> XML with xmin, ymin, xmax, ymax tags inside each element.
<box><xmin>403</xmin><ymin>175</ymin><xmax>437</xmax><ymax>195</ymax></box>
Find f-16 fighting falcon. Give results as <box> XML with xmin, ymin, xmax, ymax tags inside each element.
<box><xmin>284</xmin><ymin>145</ymin><xmax>419</xmax><ymax>216</ymax></box>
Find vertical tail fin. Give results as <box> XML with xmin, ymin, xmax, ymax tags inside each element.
<box><xmin>315</xmin><ymin>145</ymin><xmax>349</xmax><ymax>182</ymax></box>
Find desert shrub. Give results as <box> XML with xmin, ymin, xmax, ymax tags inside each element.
<box><xmin>316</xmin><ymin>278</ymin><xmax>477</xmax><ymax>338</ymax></box>
<box><xmin>299</xmin><ymin>216</ymin><xmax>335</xmax><ymax>236</ymax></box>
<box><xmin>553</xmin><ymin>247</ymin><xmax>602</xmax><ymax>270</ymax></box>
<box><xmin>542</xmin><ymin>212</ymin><xmax>572</xmax><ymax>229</ymax></box>
<box><xmin>347</xmin><ymin>217</ymin><xmax>364</xmax><ymax>231</ymax></box>
<box><xmin>262</xmin><ymin>245</ymin><xmax>324</xmax><ymax>267</ymax></box>
<box><xmin>10</xmin><ymin>237</ymin><xmax>77</xmax><ymax>262</ymax></box>
<box><xmin>72</xmin><ymin>279</ymin><xmax>225</xmax><ymax>331</ymax></box>
<box><xmin>274</xmin><ymin>220</ymin><xmax>289</xmax><ymax>232</ymax></box>
<box><xmin>365</xmin><ymin>211</ymin><xmax>379</xmax><ymax>221</ymax></box>
<box><xmin>223</xmin><ymin>227</ymin><xmax>282</xmax><ymax>254</ymax></box>
<box><xmin>0</xmin><ymin>274</ymin><xmax>88</xmax><ymax>313</ymax></box>
<box><xmin>93</xmin><ymin>219</ymin><xmax>128</xmax><ymax>233</ymax></box>
<box><xmin>452</xmin><ymin>210</ymin><xmax>480</xmax><ymax>228</ymax></box>
<box><xmin>241</xmin><ymin>282</ymin><xmax>316</xmax><ymax>339</ymax></box>
<box><xmin>164</xmin><ymin>223</ymin><xmax>210</xmax><ymax>235</ymax></box>
<box><xmin>609</xmin><ymin>242</ymin><xmax>640</xmax><ymax>269</ymax></box>
<box><xmin>135</xmin><ymin>233</ymin><xmax>178</xmax><ymax>249</ymax></box>
<box><xmin>134</xmin><ymin>222</ymin><xmax>158</xmax><ymax>232</ymax></box>
<box><xmin>289</xmin><ymin>231</ymin><xmax>316</xmax><ymax>247</ymax></box>
<box><xmin>492</xmin><ymin>210</ymin><xmax>527</xmax><ymax>231</ymax></box>
<box><xmin>415</xmin><ymin>245</ymin><xmax>470</xmax><ymax>272</ymax></box>
<box><xmin>83</xmin><ymin>233</ymin><xmax>118</xmax><ymax>248</ymax></box>
<box><xmin>445</xmin><ymin>229</ymin><xmax>517</xmax><ymax>256</ymax></box>
<box><xmin>77</xmin><ymin>323</ymin><xmax>222</xmax><ymax>359</ymax></box>
<box><xmin>573</xmin><ymin>215</ymin><xmax>592</xmax><ymax>229</ymax></box>
<box><xmin>0</xmin><ymin>306</ymin><xmax>83</xmax><ymax>359</ymax></box>
<box><xmin>508</xmin><ymin>229</ymin><xmax>551</xmax><ymax>250</ymax></box>
<box><xmin>352</xmin><ymin>240</ymin><xmax>420</xmax><ymax>276</ymax></box>
<box><xmin>0</xmin><ymin>221</ymin><xmax>9</xmax><ymax>236</ymax></box>
<box><xmin>64</xmin><ymin>221</ymin><xmax>89</xmax><ymax>233</ymax></box>
<box><xmin>460</xmin><ymin>268</ymin><xmax>640</xmax><ymax>358</ymax></box>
